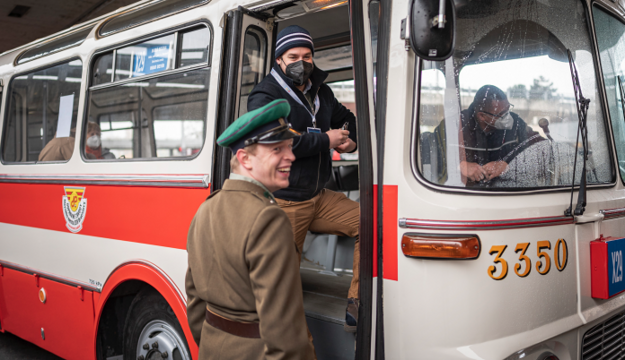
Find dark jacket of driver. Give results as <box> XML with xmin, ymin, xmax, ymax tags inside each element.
<box><xmin>431</xmin><ymin>106</ymin><xmax>543</xmax><ymax>184</ymax></box>
<box><xmin>458</xmin><ymin>107</ymin><xmax>541</xmax><ymax>166</ymax></box>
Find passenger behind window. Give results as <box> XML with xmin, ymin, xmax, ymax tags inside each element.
<box><xmin>38</xmin><ymin>129</ymin><xmax>76</xmax><ymax>162</ymax></box>
<box><xmin>433</xmin><ymin>85</ymin><xmax>544</xmax><ymax>187</ymax></box>
<box><xmin>85</xmin><ymin>121</ymin><xmax>115</xmax><ymax>160</ymax></box>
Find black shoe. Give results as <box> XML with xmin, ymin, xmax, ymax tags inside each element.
<box><xmin>344</xmin><ymin>298</ymin><xmax>359</xmax><ymax>333</ymax></box>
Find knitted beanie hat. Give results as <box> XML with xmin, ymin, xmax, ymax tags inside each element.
<box><xmin>275</xmin><ymin>25</ymin><xmax>314</xmax><ymax>59</ymax></box>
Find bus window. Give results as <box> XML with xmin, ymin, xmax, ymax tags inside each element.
<box><xmin>2</xmin><ymin>93</ymin><xmax>24</xmax><ymax>162</ymax></box>
<box><xmin>86</xmin><ymin>24</ymin><xmax>211</xmax><ymax>160</ymax></box>
<box><xmin>178</xmin><ymin>27</ymin><xmax>210</xmax><ymax>68</ymax></box>
<box><xmin>153</xmin><ymin>102</ymin><xmax>206</xmax><ymax>157</ymax></box>
<box><xmin>115</xmin><ymin>34</ymin><xmax>176</xmax><ymax>81</ymax></box>
<box><xmin>593</xmin><ymin>6</ymin><xmax>625</xmax><ymax>183</ymax></box>
<box><xmin>92</xmin><ymin>51</ymin><xmax>114</xmax><ymax>86</ymax></box>
<box><xmin>415</xmin><ymin>0</ymin><xmax>614</xmax><ymax>190</ymax></box>
<box><xmin>315</xmin><ymin>45</ymin><xmax>352</xmax><ymax>71</ymax></box>
<box><xmin>238</xmin><ymin>26</ymin><xmax>267</xmax><ymax>116</ymax></box>
<box><xmin>418</xmin><ymin>66</ymin><xmax>445</xmax><ymax>182</ymax></box>
<box><xmin>1</xmin><ymin>59</ymin><xmax>82</xmax><ymax>163</ymax></box>
<box><xmin>87</xmin><ymin>69</ymin><xmax>209</xmax><ymax>159</ymax></box>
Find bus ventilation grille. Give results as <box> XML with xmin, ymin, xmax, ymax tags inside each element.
<box><xmin>582</xmin><ymin>312</ymin><xmax>625</xmax><ymax>360</ymax></box>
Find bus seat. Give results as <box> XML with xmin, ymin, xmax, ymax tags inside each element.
<box><xmin>337</xmin><ymin>165</ymin><xmax>358</xmax><ymax>191</ymax></box>
<box><xmin>419</xmin><ymin>131</ymin><xmax>437</xmax><ymax>182</ymax></box>
<box><xmin>302</xmin><ymin>232</ymin><xmax>355</xmax><ymax>276</ymax></box>
<box><xmin>420</xmin><ymin>131</ymin><xmax>433</xmax><ymax>165</ymax></box>
<box><xmin>325</xmin><ymin>168</ymin><xmax>340</xmax><ymax>191</ymax></box>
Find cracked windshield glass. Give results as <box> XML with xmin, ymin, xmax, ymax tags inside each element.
<box><xmin>417</xmin><ymin>0</ymin><xmax>613</xmax><ymax>190</ymax></box>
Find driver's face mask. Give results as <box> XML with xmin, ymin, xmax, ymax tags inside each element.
<box><xmin>494</xmin><ymin>112</ymin><xmax>514</xmax><ymax>130</ymax></box>
<box><xmin>281</xmin><ymin>58</ymin><xmax>314</xmax><ymax>86</ymax></box>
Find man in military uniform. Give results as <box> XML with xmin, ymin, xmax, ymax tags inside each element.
<box><xmin>185</xmin><ymin>99</ymin><xmax>314</xmax><ymax>360</ymax></box>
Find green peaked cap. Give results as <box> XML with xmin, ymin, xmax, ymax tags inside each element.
<box><xmin>217</xmin><ymin>99</ymin><xmax>291</xmax><ymax>147</ymax></box>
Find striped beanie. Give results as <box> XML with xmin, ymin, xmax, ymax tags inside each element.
<box><xmin>275</xmin><ymin>25</ymin><xmax>314</xmax><ymax>59</ymax></box>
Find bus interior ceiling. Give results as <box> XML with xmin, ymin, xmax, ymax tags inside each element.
<box><xmin>269</xmin><ymin>4</ymin><xmax>359</xmax><ymax>359</ymax></box>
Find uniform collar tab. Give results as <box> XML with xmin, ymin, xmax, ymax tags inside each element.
<box><xmin>228</xmin><ymin>173</ymin><xmax>276</xmax><ymax>201</ymax></box>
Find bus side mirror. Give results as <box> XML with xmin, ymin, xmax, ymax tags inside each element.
<box><xmin>408</xmin><ymin>0</ymin><xmax>455</xmax><ymax>61</ymax></box>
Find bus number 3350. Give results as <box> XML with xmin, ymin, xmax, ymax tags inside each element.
<box><xmin>488</xmin><ymin>239</ymin><xmax>568</xmax><ymax>280</ymax></box>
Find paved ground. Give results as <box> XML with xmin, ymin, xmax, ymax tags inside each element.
<box><xmin>0</xmin><ymin>331</ymin><xmax>62</xmax><ymax>359</ymax></box>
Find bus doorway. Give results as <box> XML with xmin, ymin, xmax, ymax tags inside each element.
<box><xmin>214</xmin><ymin>2</ymin><xmax>376</xmax><ymax>359</ymax></box>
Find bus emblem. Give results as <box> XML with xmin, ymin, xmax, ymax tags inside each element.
<box><xmin>62</xmin><ymin>187</ymin><xmax>87</xmax><ymax>233</ymax></box>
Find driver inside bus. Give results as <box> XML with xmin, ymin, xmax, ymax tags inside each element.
<box><xmin>433</xmin><ymin>84</ymin><xmax>543</xmax><ymax>186</ymax></box>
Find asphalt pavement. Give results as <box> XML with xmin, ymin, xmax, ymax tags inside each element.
<box><xmin>0</xmin><ymin>331</ymin><xmax>62</xmax><ymax>359</ymax></box>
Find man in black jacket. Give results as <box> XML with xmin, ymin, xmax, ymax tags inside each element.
<box><xmin>247</xmin><ymin>25</ymin><xmax>361</xmax><ymax>333</ymax></box>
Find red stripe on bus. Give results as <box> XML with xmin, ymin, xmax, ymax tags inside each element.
<box><xmin>372</xmin><ymin>185</ymin><xmax>399</xmax><ymax>280</ymax></box>
<box><xmin>0</xmin><ymin>183</ymin><xmax>209</xmax><ymax>249</ymax></box>
<box><xmin>373</xmin><ymin>185</ymin><xmax>378</xmax><ymax>278</ymax></box>
<box><xmin>383</xmin><ymin>185</ymin><xmax>398</xmax><ymax>281</ymax></box>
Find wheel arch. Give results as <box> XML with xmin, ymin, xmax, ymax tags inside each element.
<box><xmin>93</xmin><ymin>260</ymin><xmax>198</xmax><ymax>360</ymax></box>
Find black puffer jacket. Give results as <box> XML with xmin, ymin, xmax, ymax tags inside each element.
<box><xmin>247</xmin><ymin>63</ymin><xmax>357</xmax><ymax>201</ymax></box>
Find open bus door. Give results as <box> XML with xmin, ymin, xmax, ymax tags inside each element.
<box><xmin>212</xmin><ymin>8</ymin><xmax>274</xmax><ymax>191</ymax></box>
<box><xmin>212</xmin><ymin>2</ymin><xmax>380</xmax><ymax>359</ymax></box>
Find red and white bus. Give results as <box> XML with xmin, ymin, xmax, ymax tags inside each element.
<box><xmin>2</xmin><ymin>0</ymin><xmax>625</xmax><ymax>359</ymax></box>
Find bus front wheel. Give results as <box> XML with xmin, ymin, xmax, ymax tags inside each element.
<box><xmin>123</xmin><ymin>287</ymin><xmax>191</xmax><ymax>360</ymax></box>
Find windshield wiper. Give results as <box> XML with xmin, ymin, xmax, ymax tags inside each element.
<box><xmin>564</xmin><ymin>49</ymin><xmax>590</xmax><ymax>217</ymax></box>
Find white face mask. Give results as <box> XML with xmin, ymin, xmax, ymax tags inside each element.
<box><xmin>494</xmin><ymin>112</ymin><xmax>514</xmax><ymax>130</ymax></box>
<box><xmin>86</xmin><ymin>135</ymin><xmax>101</xmax><ymax>149</ymax></box>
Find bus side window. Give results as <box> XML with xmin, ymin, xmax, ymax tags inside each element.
<box><xmin>85</xmin><ymin>25</ymin><xmax>211</xmax><ymax>160</ymax></box>
<box><xmin>1</xmin><ymin>60</ymin><xmax>82</xmax><ymax>163</ymax></box>
<box><xmin>238</xmin><ymin>26</ymin><xmax>267</xmax><ymax>116</ymax></box>
<box><xmin>2</xmin><ymin>93</ymin><xmax>24</xmax><ymax>162</ymax></box>
<box><xmin>417</xmin><ymin>66</ymin><xmax>446</xmax><ymax>183</ymax></box>
<box><xmin>594</xmin><ymin>6</ymin><xmax>625</xmax><ymax>182</ymax></box>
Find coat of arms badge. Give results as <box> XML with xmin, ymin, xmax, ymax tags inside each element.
<box><xmin>63</xmin><ymin>187</ymin><xmax>87</xmax><ymax>233</ymax></box>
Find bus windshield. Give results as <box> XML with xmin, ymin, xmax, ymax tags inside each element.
<box><xmin>416</xmin><ymin>0</ymin><xmax>614</xmax><ymax>190</ymax></box>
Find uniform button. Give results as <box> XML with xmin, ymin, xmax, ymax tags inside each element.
<box><xmin>270</xmin><ymin>200</ymin><xmax>275</xmax><ymax>204</ymax></box>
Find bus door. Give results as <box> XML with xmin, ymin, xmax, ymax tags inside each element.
<box><xmin>212</xmin><ymin>9</ymin><xmax>273</xmax><ymax>191</ymax></box>
<box><xmin>212</xmin><ymin>3</ymin><xmax>378</xmax><ymax>359</ymax></box>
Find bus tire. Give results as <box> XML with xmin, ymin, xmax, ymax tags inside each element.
<box><xmin>123</xmin><ymin>287</ymin><xmax>191</xmax><ymax>360</ymax></box>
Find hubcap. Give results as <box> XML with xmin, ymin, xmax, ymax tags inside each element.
<box><xmin>136</xmin><ymin>320</ymin><xmax>189</xmax><ymax>360</ymax></box>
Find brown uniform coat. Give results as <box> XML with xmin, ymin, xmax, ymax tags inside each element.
<box><xmin>186</xmin><ymin>179</ymin><xmax>314</xmax><ymax>360</ymax></box>
<box><xmin>38</xmin><ymin>137</ymin><xmax>75</xmax><ymax>161</ymax></box>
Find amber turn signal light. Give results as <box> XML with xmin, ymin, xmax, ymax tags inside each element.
<box><xmin>401</xmin><ymin>234</ymin><xmax>480</xmax><ymax>259</ymax></box>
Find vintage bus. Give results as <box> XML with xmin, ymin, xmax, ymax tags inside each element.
<box><xmin>2</xmin><ymin>0</ymin><xmax>625</xmax><ymax>359</ymax></box>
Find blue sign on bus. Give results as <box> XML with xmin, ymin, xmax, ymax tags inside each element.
<box><xmin>133</xmin><ymin>44</ymin><xmax>170</xmax><ymax>77</ymax></box>
<box><xmin>607</xmin><ymin>238</ymin><xmax>625</xmax><ymax>297</ymax></box>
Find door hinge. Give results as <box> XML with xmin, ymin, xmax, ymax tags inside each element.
<box><xmin>401</xmin><ymin>18</ymin><xmax>411</xmax><ymax>51</ymax></box>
